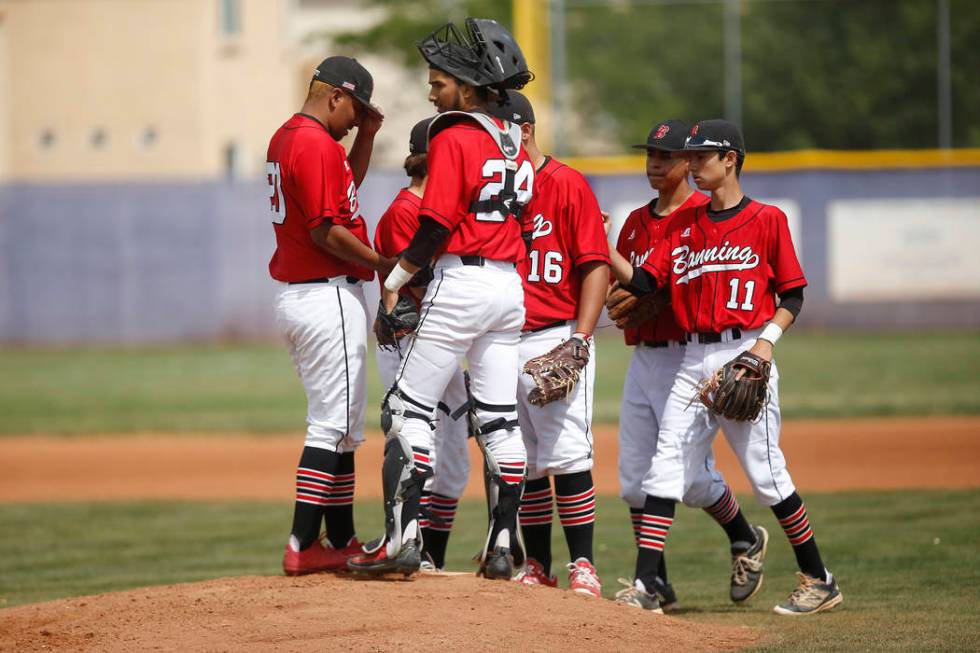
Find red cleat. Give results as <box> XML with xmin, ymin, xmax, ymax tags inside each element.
<box><xmin>282</xmin><ymin>536</ymin><xmax>361</xmax><ymax>576</ymax></box>
<box><xmin>513</xmin><ymin>558</ymin><xmax>558</xmax><ymax>587</ymax></box>
<box><xmin>568</xmin><ymin>558</ymin><xmax>602</xmax><ymax>598</ymax></box>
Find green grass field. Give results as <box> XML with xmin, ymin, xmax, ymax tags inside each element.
<box><xmin>2</xmin><ymin>491</ymin><xmax>979</xmax><ymax>651</ymax></box>
<box><xmin>1</xmin><ymin>331</ymin><xmax>978</xmax><ymax>434</ymax></box>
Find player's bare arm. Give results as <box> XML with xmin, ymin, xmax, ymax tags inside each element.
<box><xmin>575</xmin><ymin>260</ymin><xmax>610</xmax><ymax>337</ymax></box>
<box><xmin>608</xmin><ymin>248</ymin><xmax>635</xmax><ymax>286</ymax></box>
<box><xmin>311</xmin><ymin>223</ymin><xmax>395</xmax><ymax>274</ymax></box>
<box><xmin>748</xmin><ymin>287</ymin><xmax>803</xmax><ymax>361</ymax></box>
<box><xmin>348</xmin><ymin>105</ymin><xmax>384</xmax><ymax>187</ymax></box>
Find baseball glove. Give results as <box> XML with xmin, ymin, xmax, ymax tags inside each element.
<box><xmin>696</xmin><ymin>351</ymin><xmax>771</xmax><ymax>422</ymax></box>
<box><xmin>375</xmin><ymin>296</ymin><xmax>419</xmax><ymax>349</ymax></box>
<box><xmin>523</xmin><ymin>336</ymin><xmax>590</xmax><ymax>407</ymax></box>
<box><xmin>605</xmin><ymin>282</ymin><xmax>670</xmax><ymax>330</ymax></box>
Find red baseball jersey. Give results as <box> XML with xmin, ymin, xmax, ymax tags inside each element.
<box><xmin>420</xmin><ymin>119</ymin><xmax>533</xmax><ymax>264</ymax></box>
<box><xmin>266</xmin><ymin>113</ymin><xmax>373</xmax><ymax>282</ymax></box>
<box><xmin>374</xmin><ymin>188</ymin><xmax>423</xmax><ymax>302</ymax></box>
<box><xmin>616</xmin><ymin>192</ymin><xmax>710</xmax><ymax>345</ymax></box>
<box><xmin>519</xmin><ymin>158</ymin><xmax>610</xmax><ymax>331</ymax></box>
<box><xmin>641</xmin><ymin>199</ymin><xmax>806</xmax><ymax>333</ymax></box>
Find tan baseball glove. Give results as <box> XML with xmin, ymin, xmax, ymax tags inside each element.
<box><xmin>696</xmin><ymin>351</ymin><xmax>771</xmax><ymax>421</ymax></box>
<box><xmin>605</xmin><ymin>282</ymin><xmax>670</xmax><ymax>330</ymax></box>
<box><xmin>523</xmin><ymin>336</ymin><xmax>590</xmax><ymax>407</ymax></box>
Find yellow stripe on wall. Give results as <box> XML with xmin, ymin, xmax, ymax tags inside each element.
<box><xmin>563</xmin><ymin>149</ymin><xmax>980</xmax><ymax>175</ymax></box>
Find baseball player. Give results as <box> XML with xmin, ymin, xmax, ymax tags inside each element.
<box><xmin>266</xmin><ymin>57</ymin><xmax>392</xmax><ymax>575</ymax></box>
<box><xmin>608</xmin><ymin>120</ymin><xmax>768</xmax><ymax>612</ymax></box>
<box><xmin>485</xmin><ymin>92</ymin><xmax>611</xmax><ymax>598</ymax></box>
<box><xmin>621</xmin><ymin>119</ymin><xmax>843</xmax><ymax>615</ymax></box>
<box><xmin>373</xmin><ymin>117</ymin><xmax>471</xmax><ymax>571</ymax></box>
<box><xmin>348</xmin><ymin>18</ymin><xmax>535</xmax><ymax>580</ymax></box>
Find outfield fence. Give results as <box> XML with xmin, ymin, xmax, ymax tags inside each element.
<box><xmin>1</xmin><ymin>163</ymin><xmax>978</xmax><ymax>343</ymax></box>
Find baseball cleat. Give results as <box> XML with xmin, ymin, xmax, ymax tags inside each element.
<box><xmin>773</xmin><ymin>571</ymin><xmax>843</xmax><ymax>616</ymax></box>
<box><xmin>282</xmin><ymin>535</ymin><xmax>362</xmax><ymax>576</ymax></box>
<box><xmin>567</xmin><ymin>558</ymin><xmax>602</xmax><ymax>598</ymax></box>
<box><xmin>651</xmin><ymin>577</ymin><xmax>679</xmax><ymax>612</ymax></box>
<box><xmin>347</xmin><ymin>538</ymin><xmax>421</xmax><ymax>577</ymax></box>
<box><xmin>479</xmin><ymin>546</ymin><xmax>516</xmax><ymax>580</ymax></box>
<box><xmin>513</xmin><ymin>557</ymin><xmax>557</xmax><ymax>587</ymax></box>
<box><xmin>613</xmin><ymin>578</ymin><xmax>663</xmax><ymax>613</ymax></box>
<box><xmin>418</xmin><ymin>552</ymin><xmax>440</xmax><ymax>574</ymax></box>
<box><xmin>730</xmin><ymin>524</ymin><xmax>768</xmax><ymax>603</ymax></box>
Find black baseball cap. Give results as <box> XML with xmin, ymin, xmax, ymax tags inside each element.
<box><xmin>409</xmin><ymin>117</ymin><xmax>434</xmax><ymax>154</ymax></box>
<box><xmin>312</xmin><ymin>56</ymin><xmax>382</xmax><ymax>118</ymax></box>
<box><xmin>631</xmin><ymin>119</ymin><xmax>689</xmax><ymax>152</ymax></box>
<box><xmin>488</xmin><ymin>90</ymin><xmax>535</xmax><ymax>125</ymax></box>
<box><xmin>684</xmin><ymin>119</ymin><xmax>745</xmax><ymax>154</ymax></box>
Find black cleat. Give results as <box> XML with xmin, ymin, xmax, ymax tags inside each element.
<box><xmin>480</xmin><ymin>546</ymin><xmax>515</xmax><ymax>580</ymax></box>
<box><xmin>348</xmin><ymin>538</ymin><xmax>421</xmax><ymax>577</ymax></box>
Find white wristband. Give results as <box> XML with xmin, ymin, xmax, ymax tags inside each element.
<box><xmin>759</xmin><ymin>322</ymin><xmax>783</xmax><ymax>346</ymax></box>
<box><xmin>383</xmin><ymin>262</ymin><xmax>414</xmax><ymax>293</ymax></box>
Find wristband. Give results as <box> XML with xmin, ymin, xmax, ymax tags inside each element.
<box><xmin>572</xmin><ymin>331</ymin><xmax>591</xmax><ymax>343</ymax></box>
<box><xmin>759</xmin><ymin>322</ymin><xmax>783</xmax><ymax>346</ymax></box>
<box><xmin>383</xmin><ymin>262</ymin><xmax>414</xmax><ymax>293</ymax></box>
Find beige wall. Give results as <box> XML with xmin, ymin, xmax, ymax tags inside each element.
<box><xmin>0</xmin><ymin>4</ymin><xmax>9</xmax><ymax>179</ymax></box>
<box><xmin>0</xmin><ymin>0</ymin><xmax>299</xmax><ymax>182</ymax></box>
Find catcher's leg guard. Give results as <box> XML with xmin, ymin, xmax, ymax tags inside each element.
<box><xmin>469</xmin><ymin>401</ymin><xmax>526</xmax><ymax>579</ymax></box>
<box><xmin>350</xmin><ymin>391</ymin><xmax>432</xmax><ymax>575</ymax></box>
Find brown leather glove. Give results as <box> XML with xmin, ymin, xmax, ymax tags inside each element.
<box><xmin>605</xmin><ymin>282</ymin><xmax>669</xmax><ymax>329</ymax></box>
<box><xmin>697</xmin><ymin>351</ymin><xmax>771</xmax><ymax>421</ymax></box>
<box><xmin>523</xmin><ymin>336</ymin><xmax>590</xmax><ymax>407</ymax></box>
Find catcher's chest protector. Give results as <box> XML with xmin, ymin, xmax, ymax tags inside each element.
<box><xmin>427</xmin><ymin>110</ymin><xmax>522</xmax><ymax>161</ymax></box>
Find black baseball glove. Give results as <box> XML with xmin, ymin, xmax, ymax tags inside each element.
<box><xmin>374</xmin><ymin>296</ymin><xmax>419</xmax><ymax>349</ymax></box>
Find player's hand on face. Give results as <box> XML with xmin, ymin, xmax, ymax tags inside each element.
<box><xmin>359</xmin><ymin>103</ymin><xmax>384</xmax><ymax>136</ymax></box>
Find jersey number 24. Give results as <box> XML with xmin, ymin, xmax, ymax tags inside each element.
<box><xmin>475</xmin><ymin>159</ymin><xmax>534</xmax><ymax>222</ymax></box>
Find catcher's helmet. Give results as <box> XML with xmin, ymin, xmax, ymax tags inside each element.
<box><xmin>418</xmin><ymin>18</ymin><xmax>533</xmax><ymax>91</ymax></box>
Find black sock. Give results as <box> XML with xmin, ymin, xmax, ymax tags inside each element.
<box><xmin>629</xmin><ymin>507</ymin><xmax>643</xmax><ymax>547</ymax></box>
<box><xmin>772</xmin><ymin>492</ymin><xmax>827</xmax><ymax>581</ymax></box>
<box><xmin>632</xmin><ymin>507</ymin><xmax>668</xmax><ymax>583</ymax></box>
<box><xmin>635</xmin><ymin>495</ymin><xmax>675</xmax><ymax>593</ymax></box>
<box><xmin>290</xmin><ymin>446</ymin><xmax>340</xmax><ymax>550</ymax></box>
<box><xmin>704</xmin><ymin>484</ymin><xmax>757</xmax><ymax>545</ymax></box>
<box><xmin>421</xmin><ymin>493</ymin><xmax>458</xmax><ymax>568</ymax></box>
<box><xmin>421</xmin><ymin>528</ymin><xmax>450</xmax><ymax>568</ymax></box>
<box><xmin>518</xmin><ymin>476</ymin><xmax>553</xmax><ymax>575</ymax></box>
<box><xmin>323</xmin><ymin>451</ymin><xmax>355</xmax><ymax>549</ymax></box>
<box><xmin>554</xmin><ymin>471</ymin><xmax>596</xmax><ymax>564</ymax></box>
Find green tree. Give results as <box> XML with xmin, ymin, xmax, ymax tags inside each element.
<box><xmin>333</xmin><ymin>0</ymin><xmax>980</xmax><ymax>152</ymax></box>
<box><xmin>331</xmin><ymin>0</ymin><xmax>511</xmax><ymax>68</ymax></box>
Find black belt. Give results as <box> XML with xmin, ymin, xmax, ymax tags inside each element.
<box><xmin>640</xmin><ymin>339</ymin><xmax>686</xmax><ymax>348</ymax></box>
<box><xmin>288</xmin><ymin>275</ymin><xmax>360</xmax><ymax>285</ymax></box>
<box><xmin>459</xmin><ymin>255</ymin><xmax>515</xmax><ymax>268</ymax></box>
<box><xmin>687</xmin><ymin>328</ymin><xmax>742</xmax><ymax>344</ymax></box>
<box><xmin>523</xmin><ymin>319</ymin><xmax>568</xmax><ymax>334</ymax></box>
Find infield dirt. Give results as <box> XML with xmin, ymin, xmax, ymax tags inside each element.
<box><xmin>1</xmin><ymin>416</ymin><xmax>978</xmax><ymax>502</ymax></box>
<box><xmin>2</xmin><ymin>416</ymin><xmax>978</xmax><ymax>653</ymax></box>
<box><xmin>0</xmin><ymin>572</ymin><xmax>761</xmax><ymax>653</ymax></box>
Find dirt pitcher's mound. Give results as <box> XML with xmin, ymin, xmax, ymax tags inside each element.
<box><xmin>0</xmin><ymin>573</ymin><xmax>761</xmax><ymax>653</ymax></box>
